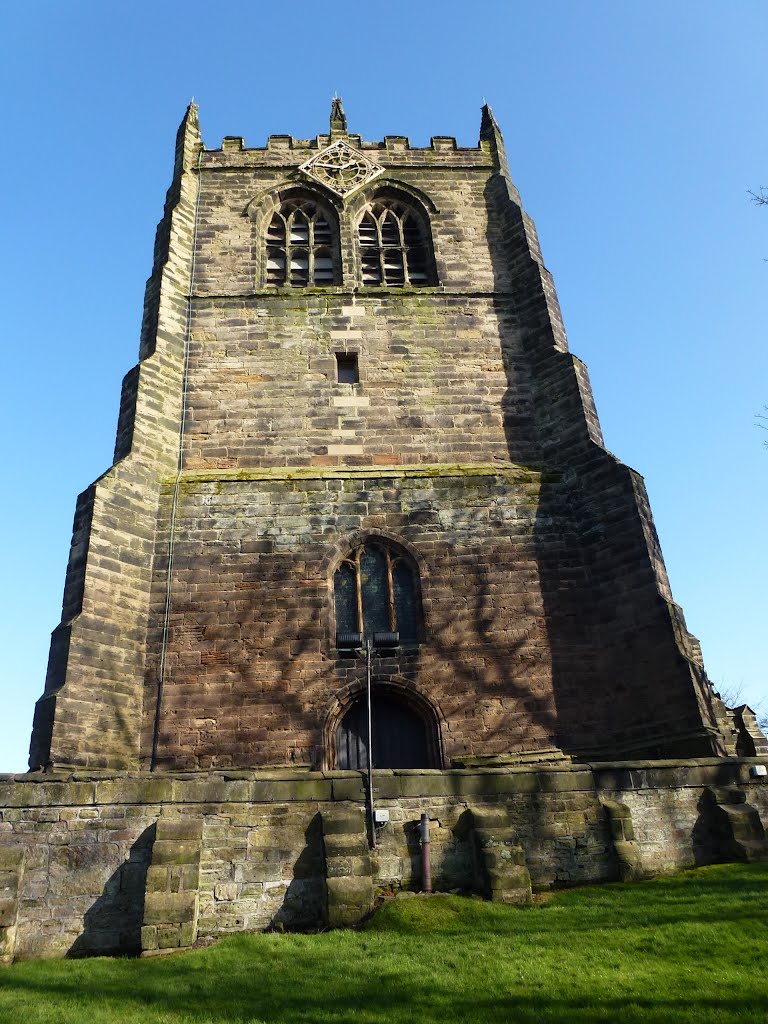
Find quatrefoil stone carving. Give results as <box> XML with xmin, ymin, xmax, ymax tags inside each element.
<box><xmin>299</xmin><ymin>140</ymin><xmax>384</xmax><ymax>198</ymax></box>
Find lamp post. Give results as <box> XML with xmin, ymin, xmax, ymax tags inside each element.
<box><xmin>336</xmin><ymin>630</ymin><xmax>399</xmax><ymax>848</ymax></box>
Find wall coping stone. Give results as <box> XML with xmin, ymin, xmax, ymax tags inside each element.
<box><xmin>0</xmin><ymin>759</ymin><xmax>765</xmax><ymax>810</ymax></box>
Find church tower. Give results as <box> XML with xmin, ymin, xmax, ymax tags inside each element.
<box><xmin>30</xmin><ymin>100</ymin><xmax>730</xmax><ymax>774</ymax></box>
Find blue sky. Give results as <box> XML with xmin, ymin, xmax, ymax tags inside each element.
<box><xmin>1</xmin><ymin>2</ymin><xmax>766</xmax><ymax>773</ymax></box>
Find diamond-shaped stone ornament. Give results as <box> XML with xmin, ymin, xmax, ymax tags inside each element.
<box><xmin>299</xmin><ymin>140</ymin><xmax>384</xmax><ymax>198</ymax></box>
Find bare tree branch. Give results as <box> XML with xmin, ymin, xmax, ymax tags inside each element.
<box><xmin>757</xmin><ymin>407</ymin><xmax>768</xmax><ymax>447</ymax></box>
<box><xmin>716</xmin><ymin>680</ymin><xmax>748</xmax><ymax>707</ymax></box>
<box><xmin>716</xmin><ymin>681</ymin><xmax>768</xmax><ymax>733</ymax></box>
<box><xmin>748</xmin><ymin>187</ymin><xmax>768</xmax><ymax>206</ymax></box>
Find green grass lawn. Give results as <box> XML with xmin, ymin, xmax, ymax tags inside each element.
<box><xmin>1</xmin><ymin>863</ymin><xmax>767</xmax><ymax>1024</ymax></box>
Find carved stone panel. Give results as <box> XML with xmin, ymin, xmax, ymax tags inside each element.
<box><xmin>299</xmin><ymin>140</ymin><xmax>384</xmax><ymax>198</ymax></box>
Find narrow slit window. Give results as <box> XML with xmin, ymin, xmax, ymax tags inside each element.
<box><xmin>336</xmin><ymin>352</ymin><xmax>359</xmax><ymax>384</ymax></box>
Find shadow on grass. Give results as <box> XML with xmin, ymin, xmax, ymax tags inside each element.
<box><xmin>367</xmin><ymin>863</ymin><xmax>768</xmax><ymax>936</ymax></box>
<box><xmin>2</xmin><ymin>953</ymin><xmax>767</xmax><ymax>1024</ymax></box>
<box><xmin>1</xmin><ymin>864</ymin><xmax>767</xmax><ymax>1024</ymax></box>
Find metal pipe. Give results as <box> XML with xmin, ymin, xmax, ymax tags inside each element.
<box><xmin>419</xmin><ymin>812</ymin><xmax>432</xmax><ymax>893</ymax></box>
<box><xmin>366</xmin><ymin>637</ymin><xmax>376</xmax><ymax>849</ymax></box>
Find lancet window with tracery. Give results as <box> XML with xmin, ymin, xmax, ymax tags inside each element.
<box><xmin>334</xmin><ymin>541</ymin><xmax>419</xmax><ymax>643</ymax></box>
<box><xmin>265</xmin><ymin>198</ymin><xmax>339</xmax><ymax>286</ymax></box>
<box><xmin>357</xmin><ymin>199</ymin><xmax>433</xmax><ymax>286</ymax></box>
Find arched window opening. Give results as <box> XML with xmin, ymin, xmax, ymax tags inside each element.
<box><xmin>333</xmin><ymin>540</ymin><xmax>419</xmax><ymax>643</ymax></box>
<box><xmin>266</xmin><ymin>198</ymin><xmax>340</xmax><ymax>286</ymax></box>
<box><xmin>336</xmin><ymin>693</ymin><xmax>430</xmax><ymax>769</ymax></box>
<box><xmin>357</xmin><ymin>198</ymin><xmax>433</xmax><ymax>287</ymax></box>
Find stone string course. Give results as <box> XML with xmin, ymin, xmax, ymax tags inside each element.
<box><xmin>0</xmin><ymin>760</ymin><xmax>765</xmax><ymax>960</ymax></box>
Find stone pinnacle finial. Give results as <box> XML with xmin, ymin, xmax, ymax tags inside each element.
<box><xmin>173</xmin><ymin>101</ymin><xmax>202</xmax><ymax>177</ymax></box>
<box><xmin>330</xmin><ymin>96</ymin><xmax>348</xmax><ymax>134</ymax></box>
<box><xmin>479</xmin><ymin>103</ymin><xmax>499</xmax><ymax>141</ymax></box>
<box><xmin>180</xmin><ymin>100</ymin><xmax>200</xmax><ymax>135</ymax></box>
<box><xmin>479</xmin><ymin>102</ymin><xmax>510</xmax><ymax>178</ymax></box>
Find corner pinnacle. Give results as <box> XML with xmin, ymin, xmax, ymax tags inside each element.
<box><xmin>330</xmin><ymin>96</ymin><xmax>348</xmax><ymax>134</ymax></box>
<box><xmin>479</xmin><ymin>103</ymin><xmax>510</xmax><ymax>178</ymax></box>
<box><xmin>479</xmin><ymin>103</ymin><xmax>500</xmax><ymax>142</ymax></box>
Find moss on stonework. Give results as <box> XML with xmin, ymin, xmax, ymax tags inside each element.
<box><xmin>170</xmin><ymin>463</ymin><xmax>557</xmax><ymax>488</ymax></box>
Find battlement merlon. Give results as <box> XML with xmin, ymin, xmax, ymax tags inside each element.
<box><xmin>190</xmin><ymin>99</ymin><xmax>511</xmax><ymax>167</ymax></box>
<box><xmin>205</xmin><ymin>135</ymin><xmax>493</xmax><ymax>167</ymax></box>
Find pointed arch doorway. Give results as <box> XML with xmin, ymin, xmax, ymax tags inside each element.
<box><xmin>335</xmin><ymin>690</ymin><xmax>433</xmax><ymax>770</ymax></box>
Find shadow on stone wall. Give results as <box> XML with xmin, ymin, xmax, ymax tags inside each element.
<box><xmin>692</xmin><ymin>787</ymin><xmax>768</xmax><ymax>867</ymax></box>
<box><xmin>267</xmin><ymin>813</ymin><xmax>326</xmax><ymax>931</ymax></box>
<box><xmin>692</xmin><ymin>790</ymin><xmax>728</xmax><ymax>867</ymax></box>
<box><xmin>403</xmin><ymin>816</ymin><xmax>425</xmax><ymax>888</ymax></box>
<box><xmin>427</xmin><ymin>563</ymin><xmax>545</xmax><ymax>756</ymax></box>
<box><xmin>483</xmin><ymin>170</ymin><xmax>717</xmax><ymax>760</ymax></box>
<box><xmin>67</xmin><ymin>825</ymin><xmax>155</xmax><ymax>957</ymax></box>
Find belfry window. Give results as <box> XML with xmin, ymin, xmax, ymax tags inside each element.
<box><xmin>357</xmin><ymin>199</ymin><xmax>433</xmax><ymax>286</ymax></box>
<box><xmin>266</xmin><ymin>198</ymin><xmax>339</xmax><ymax>286</ymax></box>
<box><xmin>334</xmin><ymin>541</ymin><xmax>419</xmax><ymax>643</ymax></box>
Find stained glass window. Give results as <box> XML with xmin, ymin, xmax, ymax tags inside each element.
<box><xmin>334</xmin><ymin>541</ymin><xmax>420</xmax><ymax>642</ymax></box>
<box><xmin>360</xmin><ymin>545</ymin><xmax>389</xmax><ymax>636</ymax></box>
<box><xmin>392</xmin><ymin>561</ymin><xmax>417</xmax><ymax>642</ymax></box>
<box><xmin>333</xmin><ymin>562</ymin><xmax>357</xmax><ymax>635</ymax></box>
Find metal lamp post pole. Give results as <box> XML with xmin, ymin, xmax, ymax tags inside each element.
<box><xmin>336</xmin><ymin>630</ymin><xmax>397</xmax><ymax>850</ymax></box>
<box><xmin>365</xmin><ymin>636</ymin><xmax>376</xmax><ymax>849</ymax></box>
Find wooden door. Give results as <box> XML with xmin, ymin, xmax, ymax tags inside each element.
<box><xmin>336</xmin><ymin>694</ymin><xmax>430</xmax><ymax>770</ymax></box>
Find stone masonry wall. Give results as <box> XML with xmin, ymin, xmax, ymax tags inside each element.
<box><xmin>153</xmin><ymin>111</ymin><xmax>720</xmax><ymax>764</ymax></box>
<box><xmin>141</xmin><ymin>467</ymin><xmax>564</xmax><ymax>770</ymax></box>
<box><xmin>1</xmin><ymin>760</ymin><xmax>765</xmax><ymax>959</ymax></box>
<box><xmin>31</xmin><ymin>103</ymin><xmax>725</xmax><ymax>775</ymax></box>
<box><xmin>182</xmin><ymin>292</ymin><xmax>538</xmax><ymax>470</ymax></box>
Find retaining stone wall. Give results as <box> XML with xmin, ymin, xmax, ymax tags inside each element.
<box><xmin>0</xmin><ymin>760</ymin><xmax>765</xmax><ymax>960</ymax></box>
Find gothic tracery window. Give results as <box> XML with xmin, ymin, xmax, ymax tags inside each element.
<box><xmin>334</xmin><ymin>541</ymin><xmax>419</xmax><ymax>643</ymax></box>
<box><xmin>266</xmin><ymin>198</ymin><xmax>339</xmax><ymax>286</ymax></box>
<box><xmin>357</xmin><ymin>198</ymin><xmax>433</xmax><ymax>287</ymax></box>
